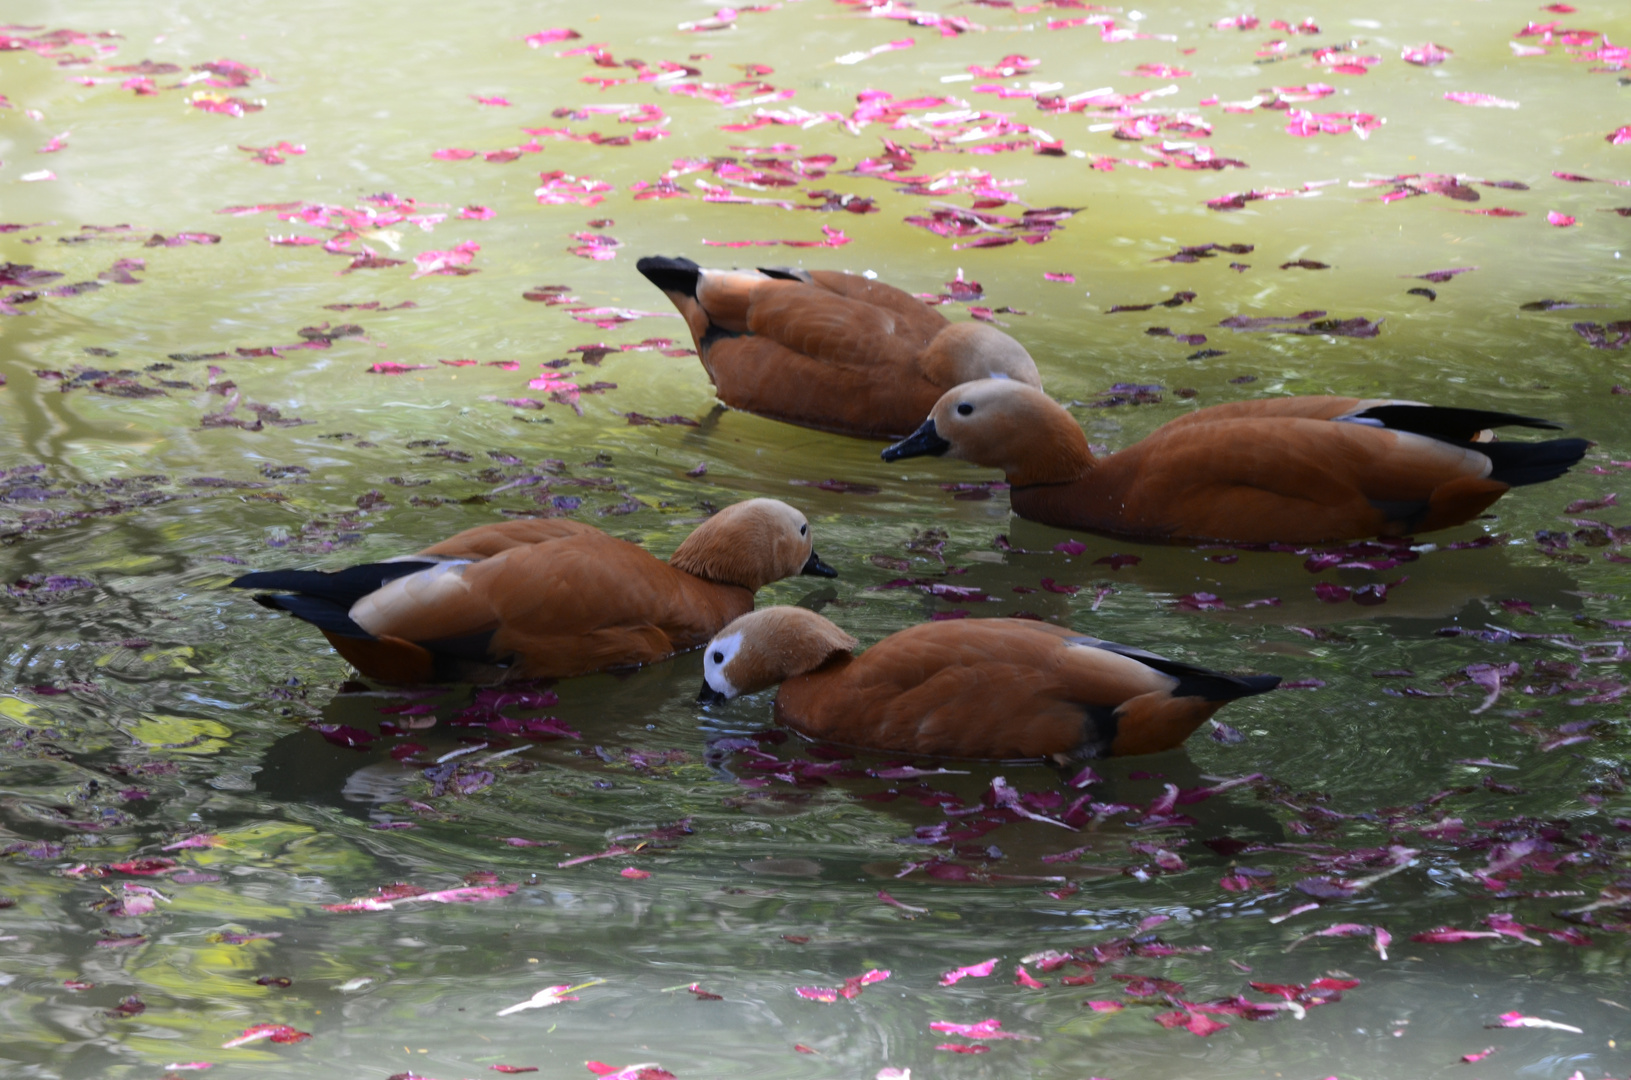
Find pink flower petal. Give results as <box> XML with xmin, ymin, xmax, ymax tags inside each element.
<box><xmin>524</xmin><ymin>28</ymin><xmax>581</xmax><ymax>47</ymax></box>
<box><xmin>1492</xmin><ymin>1011</ymin><xmax>1582</xmax><ymax>1033</ymax></box>
<box><xmin>221</xmin><ymin>1024</ymin><xmax>311</xmax><ymax>1049</ymax></box>
<box><xmin>1547</xmin><ymin>211</ymin><xmax>1577</xmax><ymax>226</ymax></box>
<box><xmin>1402</xmin><ymin>42</ymin><xmax>1451</xmax><ymax>65</ymax></box>
<box><xmin>1445</xmin><ymin>91</ymin><xmax>1519</xmax><ymax>109</ymax></box>
<box><xmin>939</xmin><ymin>957</ymin><xmax>999</xmax><ymax>986</ymax></box>
<box><xmin>1013</xmin><ymin>965</ymin><xmax>1046</xmax><ymax>988</ymax></box>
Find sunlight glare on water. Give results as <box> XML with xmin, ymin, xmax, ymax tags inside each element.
<box><xmin>1</xmin><ymin>0</ymin><xmax>1630</xmax><ymax>1078</ymax></box>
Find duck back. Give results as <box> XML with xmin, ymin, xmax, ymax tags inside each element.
<box><xmin>772</xmin><ymin>621</ymin><xmax>1174</xmax><ymax>759</ymax></box>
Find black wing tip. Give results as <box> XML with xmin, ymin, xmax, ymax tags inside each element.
<box><xmin>756</xmin><ymin>266</ymin><xmax>807</xmax><ymax>282</ymax></box>
<box><xmin>1355</xmin><ymin>403</ymin><xmax>1566</xmax><ymax>440</ymax></box>
<box><xmin>1232</xmin><ymin>674</ymin><xmax>1283</xmax><ymax>697</ymax></box>
<box><xmin>1066</xmin><ymin>636</ymin><xmax>1281</xmax><ymax>702</ymax></box>
<box><xmin>636</xmin><ymin>255</ymin><xmax>703</xmax><ymax>296</ymax></box>
<box><xmin>1175</xmin><ymin>670</ymin><xmax>1282</xmax><ymax>702</ymax></box>
<box><xmin>227</xmin><ymin>561</ymin><xmax>440</xmax><ymax>610</ymax></box>
<box><xmin>248</xmin><ymin>592</ymin><xmax>373</xmax><ymax>638</ymax></box>
<box><xmin>1482</xmin><ymin>437</ymin><xmax>1591</xmax><ymax>487</ymax></box>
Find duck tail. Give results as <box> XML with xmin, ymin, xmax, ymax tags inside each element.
<box><xmin>1068</xmin><ymin>636</ymin><xmax>1281</xmax><ymax>701</ymax></box>
<box><xmin>231</xmin><ymin>561</ymin><xmax>439</xmax><ymax>638</ymax></box>
<box><xmin>635</xmin><ymin>255</ymin><xmax>703</xmax><ymax>298</ymax></box>
<box><xmin>1162</xmin><ymin>667</ymin><xmax>1281</xmax><ymax>702</ymax></box>
<box><xmin>1352</xmin><ymin>403</ymin><xmax>1564</xmax><ymax>442</ymax></box>
<box><xmin>1479</xmin><ymin>437</ymin><xmax>1592</xmax><ymax>487</ymax></box>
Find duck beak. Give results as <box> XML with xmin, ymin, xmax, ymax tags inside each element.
<box><xmin>800</xmin><ymin>549</ymin><xmax>838</xmax><ymax>578</ymax></box>
<box><xmin>696</xmin><ymin>682</ymin><xmax>728</xmax><ymax>706</ymax></box>
<box><xmin>881</xmin><ymin>419</ymin><xmax>950</xmax><ymax>462</ymax></box>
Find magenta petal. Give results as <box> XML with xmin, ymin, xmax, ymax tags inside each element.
<box><xmin>1401</xmin><ymin>42</ymin><xmax>1451</xmax><ymax>65</ymax></box>
<box><xmin>308</xmin><ymin>722</ymin><xmax>376</xmax><ymax>749</ymax></box>
<box><xmin>524</xmin><ymin>28</ymin><xmax>581</xmax><ymax>46</ymax></box>
<box><xmin>939</xmin><ymin>957</ymin><xmax>1000</xmax><ymax>985</ymax></box>
<box><xmin>1444</xmin><ymin>91</ymin><xmax>1519</xmax><ymax>109</ymax></box>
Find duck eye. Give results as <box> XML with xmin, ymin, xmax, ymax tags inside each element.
<box><xmin>712</xmin><ymin>651</ymin><xmax>724</xmax><ymax>664</ymax></box>
<box><xmin>799</xmin><ymin>523</ymin><xmax>807</xmax><ymax>536</ymax></box>
<box><xmin>956</xmin><ymin>403</ymin><xmax>974</xmax><ymax>416</ymax></box>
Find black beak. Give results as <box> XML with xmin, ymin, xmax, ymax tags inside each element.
<box><xmin>881</xmin><ymin>419</ymin><xmax>950</xmax><ymax>462</ymax></box>
<box><xmin>697</xmin><ymin>682</ymin><xmax>728</xmax><ymax>706</ymax></box>
<box><xmin>800</xmin><ymin>549</ymin><xmax>838</xmax><ymax>578</ymax></box>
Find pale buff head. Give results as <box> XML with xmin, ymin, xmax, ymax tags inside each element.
<box><xmin>668</xmin><ymin>498</ymin><xmax>833</xmax><ymax>591</ymax></box>
<box><xmin>883</xmin><ymin>379</ymin><xmax>1094</xmax><ymax>487</ymax></box>
<box><xmin>700</xmin><ymin>606</ymin><xmax>860</xmax><ymax>700</ymax></box>
<box><xmin>921</xmin><ymin>323</ymin><xmax>1042</xmax><ymax>391</ymax></box>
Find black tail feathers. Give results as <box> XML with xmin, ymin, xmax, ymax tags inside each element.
<box><xmin>230</xmin><ymin>561</ymin><xmax>437</xmax><ymax>607</ymax></box>
<box><xmin>1353</xmin><ymin>403</ymin><xmax>1563</xmax><ymax>442</ymax></box>
<box><xmin>1479</xmin><ymin>437</ymin><xmax>1591</xmax><ymax>487</ymax></box>
<box><xmin>1348</xmin><ymin>404</ymin><xmax>1588</xmax><ymax>487</ymax></box>
<box><xmin>636</xmin><ymin>255</ymin><xmax>702</xmax><ymax>297</ymax></box>
<box><xmin>1067</xmin><ymin>637</ymin><xmax>1282</xmax><ymax>701</ymax></box>
<box><xmin>252</xmin><ymin>592</ymin><xmax>370</xmax><ymax>638</ymax></box>
<box><xmin>231</xmin><ymin>561</ymin><xmax>440</xmax><ymax>638</ymax></box>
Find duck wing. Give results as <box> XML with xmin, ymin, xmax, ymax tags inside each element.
<box><xmin>1158</xmin><ymin>395</ymin><xmax>1565</xmax><ymax>444</ymax></box>
<box><xmin>417</xmin><ymin>518</ymin><xmax>603</xmax><ymax>559</ymax></box>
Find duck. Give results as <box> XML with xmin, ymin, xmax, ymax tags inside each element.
<box><xmin>635</xmin><ymin>255</ymin><xmax>1042</xmax><ymax>439</ymax></box>
<box><xmin>881</xmin><ymin>380</ymin><xmax>1590</xmax><ymax>545</ymax></box>
<box><xmin>230</xmin><ymin>499</ymin><xmax>836</xmax><ymax>684</ymax></box>
<box><xmin>696</xmin><ymin>607</ymin><xmax>1280</xmax><ymax>760</ymax></box>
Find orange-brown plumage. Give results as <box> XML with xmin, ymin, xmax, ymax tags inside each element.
<box><xmin>232</xmin><ymin>499</ymin><xmax>836</xmax><ymax>684</ymax></box>
<box><xmin>699</xmin><ymin>608</ymin><xmax>1279</xmax><ymax>760</ymax></box>
<box><xmin>882</xmin><ymin>381</ymin><xmax>1590</xmax><ymax>545</ymax></box>
<box><xmin>636</xmin><ymin>256</ymin><xmax>1042</xmax><ymax>439</ymax></box>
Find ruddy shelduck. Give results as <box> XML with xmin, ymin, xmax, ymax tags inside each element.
<box><xmin>882</xmin><ymin>380</ymin><xmax>1590</xmax><ymax>545</ymax></box>
<box><xmin>636</xmin><ymin>256</ymin><xmax>1042</xmax><ymax>439</ymax></box>
<box><xmin>231</xmin><ymin>500</ymin><xmax>836</xmax><ymax>684</ymax></box>
<box><xmin>696</xmin><ymin>607</ymin><xmax>1280</xmax><ymax>760</ymax></box>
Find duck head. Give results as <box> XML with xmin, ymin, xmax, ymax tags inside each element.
<box><xmin>920</xmin><ymin>323</ymin><xmax>1042</xmax><ymax>391</ymax></box>
<box><xmin>669</xmin><ymin>498</ymin><xmax>836</xmax><ymax>591</ymax></box>
<box><xmin>881</xmin><ymin>379</ymin><xmax>1095</xmax><ymax>487</ymax></box>
<box><xmin>697</xmin><ymin>606</ymin><xmax>859</xmax><ymax>704</ymax></box>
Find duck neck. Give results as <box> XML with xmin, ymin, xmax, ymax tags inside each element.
<box><xmin>668</xmin><ymin>517</ymin><xmax>773</xmax><ymax>592</ymax></box>
<box><xmin>668</xmin><ymin>551</ymin><xmax>764</xmax><ymax>593</ymax></box>
<box><xmin>1003</xmin><ymin>412</ymin><xmax>1097</xmax><ymax>488</ymax></box>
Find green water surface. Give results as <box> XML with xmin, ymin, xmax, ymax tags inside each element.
<box><xmin>2</xmin><ymin>1</ymin><xmax>1630</xmax><ymax>1077</ymax></box>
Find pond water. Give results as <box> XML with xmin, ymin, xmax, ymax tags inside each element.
<box><xmin>2</xmin><ymin>1</ymin><xmax>1630</xmax><ymax>1077</ymax></box>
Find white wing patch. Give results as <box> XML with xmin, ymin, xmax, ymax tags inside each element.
<box><xmin>350</xmin><ymin>560</ymin><xmax>474</xmax><ymax>634</ymax></box>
